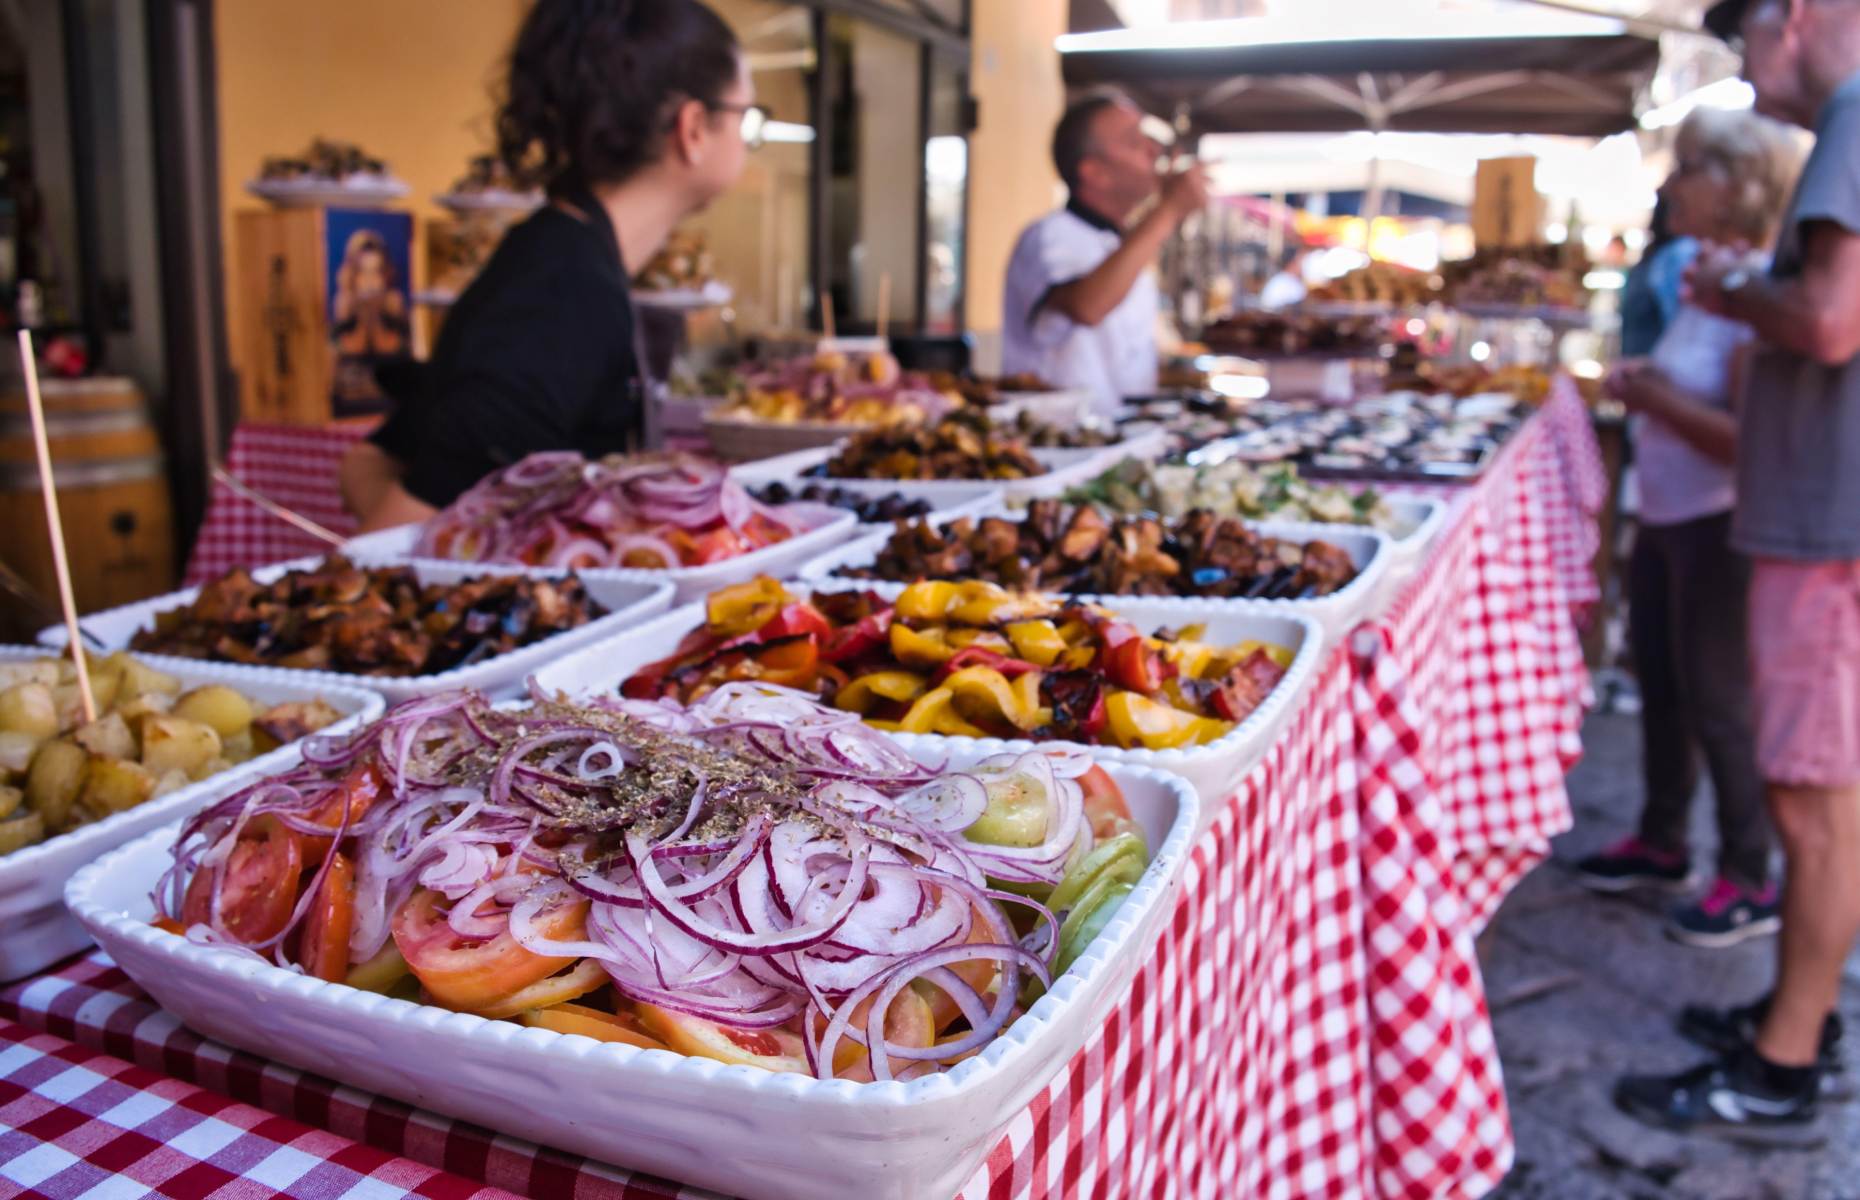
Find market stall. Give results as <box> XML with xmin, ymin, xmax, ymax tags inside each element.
<box><xmin>0</xmin><ymin>383</ymin><xmax>1600</xmax><ymax>1200</ymax></box>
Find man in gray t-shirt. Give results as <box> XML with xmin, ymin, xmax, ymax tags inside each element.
<box><xmin>1616</xmin><ymin>0</ymin><xmax>1860</xmax><ymax>1147</ymax></box>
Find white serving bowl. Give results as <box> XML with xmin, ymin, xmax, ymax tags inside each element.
<box><xmin>341</xmin><ymin>502</ymin><xmax>857</xmax><ymax>605</ymax></box>
<box><xmin>0</xmin><ymin>647</ymin><xmax>383</xmax><ymax>980</ymax></box>
<box><xmin>531</xmin><ymin>585</ymin><xmax>1323</xmax><ymax>818</ymax></box>
<box><xmin>40</xmin><ymin>562</ymin><xmax>674</xmax><ymax>704</ymax></box>
<box><xmin>68</xmin><ymin>751</ymin><xmax>1198</xmax><ymax>1200</ymax></box>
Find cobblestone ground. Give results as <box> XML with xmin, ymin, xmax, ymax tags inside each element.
<box><xmin>1486</xmin><ymin>712</ymin><xmax>1860</xmax><ymax>1200</ymax></box>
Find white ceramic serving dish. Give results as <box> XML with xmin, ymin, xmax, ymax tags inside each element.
<box><xmin>737</xmin><ymin>480</ymin><xmax>1005</xmax><ymax>530</ymax></box>
<box><xmin>0</xmin><ymin>648</ymin><xmax>382</xmax><ymax>981</ymax></box>
<box><xmin>245</xmin><ymin>178</ymin><xmax>410</xmax><ymax>208</ymax></box>
<box><xmin>703</xmin><ymin>413</ymin><xmax>878</xmax><ymax>460</ymax></box>
<box><xmin>532</xmin><ymin>586</ymin><xmax>1323</xmax><ymax>814</ymax></box>
<box><xmin>633</xmin><ymin>282</ymin><xmax>735</xmax><ymax>312</ymax></box>
<box><xmin>1371</xmin><ymin>494</ymin><xmax>1450</xmax><ymax>604</ymax></box>
<box><xmin>726</xmin><ymin>444</ymin><xmax>1120</xmax><ymax>502</ymax></box>
<box><xmin>339</xmin><ymin>502</ymin><xmax>858</xmax><ymax>605</ymax></box>
<box><xmin>39</xmin><ymin>562</ymin><xmax>674</xmax><ymax>704</ymax></box>
<box><xmin>794</xmin><ymin>506</ymin><xmax>1392</xmax><ymax>646</ymax></box>
<box><xmin>986</xmin><ymin>388</ymin><xmax>1097</xmax><ymax>427</ymax></box>
<box><xmin>68</xmin><ymin>753</ymin><xmax>1198</xmax><ymax>1200</ymax></box>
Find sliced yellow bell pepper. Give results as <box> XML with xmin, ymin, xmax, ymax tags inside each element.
<box><xmin>1005</xmin><ymin>620</ymin><xmax>1068</xmax><ymax>666</ymax></box>
<box><xmin>898</xmin><ymin>688</ymin><xmax>990</xmax><ymax>737</ymax></box>
<box><xmin>896</xmin><ymin>581</ymin><xmax>961</xmax><ymax>623</ymax></box>
<box><xmin>1059</xmin><ymin>644</ymin><xmax>1097</xmax><ymax>671</ymax></box>
<box><xmin>943</xmin><ymin>667</ymin><xmax>1035</xmax><ymax>731</ymax></box>
<box><xmin>835</xmin><ymin>670</ymin><xmax>929</xmax><ymax>714</ymax></box>
<box><xmin>706</xmin><ymin>576</ymin><xmax>789</xmax><ymax>639</ymax></box>
<box><xmin>1104</xmin><ymin>691</ymin><xmax>1230</xmax><ymax>751</ymax></box>
<box><xmin>1011</xmin><ymin>671</ymin><xmax>1052</xmax><ymax>729</ymax></box>
<box><xmin>947</xmin><ymin>628</ymin><xmax>1013</xmax><ymax>653</ymax></box>
<box><xmin>890</xmin><ymin>623</ymin><xmax>955</xmax><ymax>666</ymax></box>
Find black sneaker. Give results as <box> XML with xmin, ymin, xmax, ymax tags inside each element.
<box><xmin>1678</xmin><ymin>995</ymin><xmax>1849</xmax><ymax>1100</ymax></box>
<box><xmin>1573</xmin><ymin>835</ymin><xmax>1691</xmax><ymax>893</ymax></box>
<box><xmin>1614</xmin><ymin>1052</ymin><xmax>1824</xmax><ymax>1148</ymax></box>
<box><xmin>1666</xmin><ymin>877</ymin><xmax>1782</xmax><ymax>949</ymax></box>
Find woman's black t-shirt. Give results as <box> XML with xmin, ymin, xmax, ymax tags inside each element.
<box><xmin>372</xmin><ymin>192</ymin><xmax>642</xmax><ymax>507</ymax></box>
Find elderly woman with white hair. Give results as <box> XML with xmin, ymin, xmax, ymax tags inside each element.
<box><xmin>1576</xmin><ymin>106</ymin><xmax>1805</xmax><ymax>947</ymax></box>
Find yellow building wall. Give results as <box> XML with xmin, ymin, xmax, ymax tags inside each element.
<box><xmin>966</xmin><ymin>0</ymin><xmax>1067</xmax><ymax>357</ymax></box>
<box><xmin>214</xmin><ymin>0</ymin><xmax>527</xmax><ymax>379</ymax></box>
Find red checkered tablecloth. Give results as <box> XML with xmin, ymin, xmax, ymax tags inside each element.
<box><xmin>6</xmin><ymin>393</ymin><xmax>1602</xmax><ymax>1200</ymax></box>
<box><xmin>186</xmin><ymin>423</ymin><xmax>374</xmax><ymax>585</ymax></box>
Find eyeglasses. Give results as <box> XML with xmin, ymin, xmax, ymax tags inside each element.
<box><xmin>708</xmin><ymin>102</ymin><xmax>771</xmax><ymax>150</ymax></box>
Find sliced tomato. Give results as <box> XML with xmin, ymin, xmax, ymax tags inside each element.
<box><xmin>300</xmin><ymin>764</ymin><xmax>383</xmax><ymax>865</ymax></box>
<box><xmin>391</xmin><ymin>889</ymin><xmax>589</xmax><ymax>1013</ymax></box>
<box><xmin>522</xmin><ymin>1001</ymin><xmax>670</xmax><ymax>1051</ymax></box>
<box><xmin>299</xmin><ymin>850</ymin><xmax>356</xmax><ymax>982</ymax></box>
<box><xmin>1077</xmin><ymin>765</ymin><xmax>1138</xmax><ymax>842</ymax></box>
<box><xmin>687</xmin><ymin>527</ymin><xmax>749</xmax><ymax>565</ymax></box>
<box><xmin>634</xmin><ymin>1003</ymin><xmax>812</xmax><ymax>1074</ymax></box>
<box><xmin>150</xmin><ymin>915</ymin><xmax>184</xmax><ymax>936</ymax></box>
<box><xmin>181</xmin><ymin>814</ymin><xmax>304</xmax><ymax>945</ymax></box>
<box><xmin>471</xmin><ymin>957</ymin><xmax>608</xmax><ymax>1019</ymax></box>
<box><xmin>828</xmin><ymin>986</ymin><xmax>937</xmax><ymax>1081</ymax></box>
<box><xmin>916</xmin><ymin>904</ymin><xmax>1007</xmax><ymax>1033</ymax></box>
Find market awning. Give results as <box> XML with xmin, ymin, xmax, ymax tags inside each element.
<box><xmin>1059</xmin><ymin>19</ymin><xmax>1662</xmax><ymax>137</ymax></box>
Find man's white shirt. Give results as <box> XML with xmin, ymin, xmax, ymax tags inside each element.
<box><xmin>1001</xmin><ymin>203</ymin><xmax>1159</xmax><ymax>416</ymax></box>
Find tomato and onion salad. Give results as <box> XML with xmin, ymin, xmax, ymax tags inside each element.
<box><xmin>415</xmin><ymin>451</ymin><xmax>797</xmax><ymax>571</ymax></box>
<box><xmin>156</xmin><ymin>686</ymin><xmax>1148</xmax><ymax>1081</ymax></box>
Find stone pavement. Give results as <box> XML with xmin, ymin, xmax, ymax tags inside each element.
<box><xmin>1485</xmin><ymin>712</ymin><xmax>1860</xmax><ymax>1200</ymax></box>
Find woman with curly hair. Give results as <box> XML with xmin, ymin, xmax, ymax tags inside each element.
<box><xmin>346</xmin><ymin>0</ymin><xmax>760</xmax><ymax>527</ymax></box>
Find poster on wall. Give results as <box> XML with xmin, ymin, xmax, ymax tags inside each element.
<box><xmin>323</xmin><ymin>207</ymin><xmax>412</xmax><ymax>418</ymax></box>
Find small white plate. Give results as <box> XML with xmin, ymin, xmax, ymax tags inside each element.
<box><xmin>68</xmin><ymin>751</ymin><xmax>1198</xmax><ymax>1200</ymax></box>
<box><xmin>0</xmin><ymin>647</ymin><xmax>383</xmax><ymax>981</ymax></box>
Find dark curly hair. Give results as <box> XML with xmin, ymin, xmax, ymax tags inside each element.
<box><xmin>498</xmin><ymin>0</ymin><xmax>741</xmax><ymax>196</ymax></box>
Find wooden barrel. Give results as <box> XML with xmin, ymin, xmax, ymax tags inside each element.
<box><xmin>0</xmin><ymin>378</ymin><xmax>176</xmax><ymax>625</ymax></box>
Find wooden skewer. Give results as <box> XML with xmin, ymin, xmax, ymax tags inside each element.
<box><xmin>211</xmin><ymin>466</ymin><xmax>346</xmax><ymax>546</ymax></box>
<box><xmin>876</xmin><ymin>273</ymin><xmax>891</xmax><ymax>344</ymax></box>
<box><xmin>821</xmin><ymin>291</ymin><xmax>836</xmax><ymax>341</ymax></box>
<box><xmin>17</xmin><ymin>330</ymin><xmax>96</xmax><ymax>724</ymax></box>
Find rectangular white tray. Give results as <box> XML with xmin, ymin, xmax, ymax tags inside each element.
<box><xmin>40</xmin><ymin>563</ymin><xmax>675</xmax><ymax>704</ymax></box>
<box><xmin>341</xmin><ymin>502</ymin><xmax>859</xmax><ymax>604</ymax></box>
<box><xmin>0</xmin><ymin>647</ymin><xmax>383</xmax><ymax>981</ymax></box>
<box><xmin>727</xmin><ymin>444</ymin><xmax>1139</xmax><ymax>502</ymax></box>
<box><xmin>67</xmin><ymin>751</ymin><xmax>1198</xmax><ymax>1200</ymax></box>
<box><xmin>794</xmin><ymin>506</ymin><xmax>1392</xmax><ymax>647</ymax></box>
<box><xmin>532</xmin><ymin>586</ymin><xmax>1324</xmax><ymax>816</ymax></box>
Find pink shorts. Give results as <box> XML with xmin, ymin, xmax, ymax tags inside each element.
<box><xmin>1749</xmin><ymin>558</ymin><xmax>1860</xmax><ymax>788</ymax></box>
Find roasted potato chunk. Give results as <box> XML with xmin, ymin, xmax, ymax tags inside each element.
<box><xmin>0</xmin><ymin>784</ymin><xmax>21</xmax><ymax>819</ymax></box>
<box><xmin>172</xmin><ymin>685</ymin><xmax>256</xmax><ymax>739</ymax></box>
<box><xmin>0</xmin><ymin>661</ymin><xmax>58</xmax><ymax>690</ymax></box>
<box><xmin>115</xmin><ymin>655</ymin><xmax>182</xmax><ymax>699</ymax></box>
<box><xmin>0</xmin><ymin>682</ymin><xmax>58</xmax><ymax>741</ymax></box>
<box><xmin>73</xmin><ymin>712</ymin><xmax>136</xmax><ymax>761</ymax></box>
<box><xmin>0</xmin><ymin>811</ymin><xmax>44</xmax><ymax>855</ymax></box>
<box><xmin>26</xmin><ymin>739</ymin><xmax>87</xmax><ymax>830</ymax></box>
<box><xmin>0</xmin><ymin>732</ymin><xmax>38</xmax><ymax>776</ymax></box>
<box><xmin>140</xmin><ymin>715</ymin><xmax>222</xmax><ymax>777</ymax></box>
<box><xmin>78</xmin><ymin>757</ymin><xmax>156</xmax><ymax>817</ymax></box>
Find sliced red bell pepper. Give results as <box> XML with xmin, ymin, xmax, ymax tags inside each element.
<box><xmin>1102</xmin><ymin>637</ymin><xmax>1176</xmax><ymax>695</ymax></box>
<box><xmin>821</xmin><ymin>608</ymin><xmax>894</xmax><ymax>663</ymax></box>
<box><xmin>934</xmin><ymin>646</ymin><xmax>1043</xmax><ymax>683</ymax></box>
<box><xmin>758</xmin><ymin>602</ymin><xmax>834</xmax><ymax>643</ymax></box>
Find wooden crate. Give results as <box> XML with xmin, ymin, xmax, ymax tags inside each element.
<box><xmin>234</xmin><ymin>206</ymin><xmax>415</xmax><ymax>425</ymax></box>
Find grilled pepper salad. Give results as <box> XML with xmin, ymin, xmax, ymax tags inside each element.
<box><xmin>157</xmin><ymin>686</ymin><xmax>1152</xmax><ymax>1081</ymax></box>
<box><xmin>624</xmin><ymin>577</ymin><xmax>1293</xmax><ymax>751</ymax></box>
